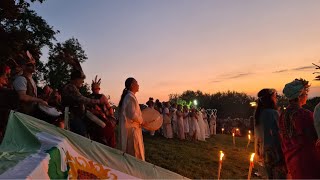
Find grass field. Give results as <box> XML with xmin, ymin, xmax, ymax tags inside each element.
<box><xmin>144</xmin><ymin>134</ymin><xmax>266</xmax><ymax>179</ymax></box>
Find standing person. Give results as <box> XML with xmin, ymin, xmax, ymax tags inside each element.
<box><xmin>209</xmin><ymin>110</ymin><xmax>217</xmax><ymax>136</ymax></box>
<box><xmin>163</xmin><ymin>102</ymin><xmax>173</xmax><ymax>139</ymax></box>
<box><xmin>190</xmin><ymin>107</ymin><xmax>200</xmax><ymax>141</ymax></box>
<box><xmin>176</xmin><ymin>104</ymin><xmax>185</xmax><ymax>140</ymax></box>
<box><xmin>201</xmin><ymin>109</ymin><xmax>210</xmax><ymax>138</ymax></box>
<box><xmin>146</xmin><ymin>99</ymin><xmax>156</xmax><ymax>136</ymax></box>
<box><xmin>279</xmin><ymin>79</ymin><xmax>320</xmax><ymax>179</ymax></box>
<box><xmin>87</xmin><ymin>75</ymin><xmax>116</xmax><ymax>148</ymax></box>
<box><xmin>118</xmin><ymin>77</ymin><xmax>145</xmax><ymax>161</ymax></box>
<box><xmin>13</xmin><ymin>51</ymin><xmax>48</xmax><ymax>115</ymax></box>
<box><xmin>197</xmin><ymin>109</ymin><xmax>206</xmax><ymax>141</ymax></box>
<box><xmin>254</xmin><ymin>88</ymin><xmax>287</xmax><ymax>179</ymax></box>
<box><xmin>183</xmin><ymin>106</ymin><xmax>190</xmax><ymax>139</ymax></box>
<box><xmin>170</xmin><ymin>103</ymin><xmax>178</xmax><ymax>137</ymax></box>
<box><xmin>62</xmin><ymin>70</ymin><xmax>107</xmax><ymax>137</ymax></box>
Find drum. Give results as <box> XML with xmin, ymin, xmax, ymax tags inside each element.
<box><xmin>142</xmin><ymin>108</ymin><xmax>163</xmax><ymax>131</ymax></box>
<box><xmin>35</xmin><ymin>104</ymin><xmax>62</xmax><ymax>123</ymax></box>
<box><xmin>86</xmin><ymin>111</ymin><xmax>106</xmax><ymax>128</ymax></box>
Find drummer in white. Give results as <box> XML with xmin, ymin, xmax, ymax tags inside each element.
<box><xmin>118</xmin><ymin>77</ymin><xmax>145</xmax><ymax>161</ymax></box>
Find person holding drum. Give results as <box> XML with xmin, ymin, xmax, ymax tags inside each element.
<box><xmin>62</xmin><ymin>70</ymin><xmax>109</xmax><ymax>137</ymax></box>
<box><xmin>87</xmin><ymin>75</ymin><xmax>117</xmax><ymax>148</ymax></box>
<box><xmin>13</xmin><ymin>51</ymin><xmax>48</xmax><ymax>116</ymax></box>
<box><xmin>118</xmin><ymin>77</ymin><xmax>145</xmax><ymax>161</ymax></box>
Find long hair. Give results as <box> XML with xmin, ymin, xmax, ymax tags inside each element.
<box><xmin>254</xmin><ymin>88</ymin><xmax>277</xmax><ymax>126</ymax></box>
<box><xmin>118</xmin><ymin>77</ymin><xmax>135</xmax><ymax>110</ymax></box>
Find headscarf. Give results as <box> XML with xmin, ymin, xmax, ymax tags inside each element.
<box><xmin>283</xmin><ymin>78</ymin><xmax>310</xmax><ymax>100</ymax></box>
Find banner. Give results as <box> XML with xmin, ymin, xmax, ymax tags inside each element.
<box><xmin>0</xmin><ymin>111</ymin><xmax>187</xmax><ymax>179</ymax></box>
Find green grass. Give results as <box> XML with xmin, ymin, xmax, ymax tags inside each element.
<box><xmin>144</xmin><ymin>134</ymin><xmax>266</xmax><ymax>179</ymax></box>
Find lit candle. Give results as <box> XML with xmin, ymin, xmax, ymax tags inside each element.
<box><xmin>248</xmin><ymin>130</ymin><xmax>251</xmax><ymax>134</ymax></box>
<box><xmin>232</xmin><ymin>132</ymin><xmax>235</xmax><ymax>146</ymax></box>
<box><xmin>247</xmin><ymin>153</ymin><xmax>255</xmax><ymax>180</ymax></box>
<box><xmin>247</xmin><ymin>134</ymin><xmax>251</xmax><ymax>148</ymax></box>
<box><xmin>221</xmin><ymin>128</ymin><xmax>224</xmax><ymax>134</ymax></box>
<box><xmin>217</xmin><ymin>151</ymin><xmax>224</xmax><ymax>180</ymax></box>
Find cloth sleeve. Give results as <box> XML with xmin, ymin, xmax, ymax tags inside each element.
<box><xmin>13</xmin><ymin>76</ymin><xmax>27</xmax><ymax>92</ymax></box>
<box><xmin>68</xmin><ymin>85</ymin><xmax>99</xmax><ymax>105</ymax></box>
<box><xmin>125</xmin><ymin>96</ymin><xmax>143</xmax><ymax>124</ymax></box>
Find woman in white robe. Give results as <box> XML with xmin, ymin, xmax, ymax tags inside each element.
<box><xmin>197</xmin><ymin>110</ymin><xmax>206</xmax><ymax>141</ymax></box>
<box><xmin>170</xmin><ymin>104</ymin><xmax>178</xmax><ymax>137</ymax></box>
<box><xmin>176</xmin><ymin>104</ymin><xmax>185</xmax><ymax>140</ymax></box>
<box><xmin>201</xmin><ymin>109</ymin><xmax>210</xmax><ymax>138</ymax></box>
<box><xmin>118</xmin><ymin>77</ymin><xmax>145</xmax><ymax>161</ymax></box>
<box><xmin>209</xmin><ymin>113</ymin><xmax>217</xmax><ymax>136</ymax></box>
<box><xmin>190</xmin><ymin>108</ymin><xmax>200</xmax><ymax>141</ymax></box>
<box><xmin>183</xmin><ymin>106</ymin><xmax>190</xmax><ymax>139</ymax></box>
<box><xmin>163</xmin><ymin>102</ymin><xmax>173</xmax><ymax>138</ymax></box>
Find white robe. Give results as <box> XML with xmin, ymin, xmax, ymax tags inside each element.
<box><xmin>118</xmin><ymin>91</ymin><xmax>145</xmax><ymax>161</ymax></box>
<box><xmin>210</xmin><ymin>115</ymin><xmax>217</xmax><ymax>135</ymax></box>
<box><xmin>197</xmin><ymin>112</ymin><xmax>206</xmax><ymax>141</ymax></box>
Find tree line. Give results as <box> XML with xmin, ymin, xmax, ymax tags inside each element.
<box><xmin>169</xmin><ymin>90</ymin><xmax>319</xmax><ymax>118</ymax></box>
<box><xmin>1</xmin><ymin>0</ymin><xmax>90</xmax><ymax>93</ymax></box>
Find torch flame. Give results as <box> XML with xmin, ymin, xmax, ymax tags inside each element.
<box><xmin>250</xmin><ymin>153</ymin><xmax>255</xmax><ymax>162</ymax></box>
<box><xmin>219</xmin><ymin>151</ymin><xmax>224</xmax><ymax>161</ymax></box>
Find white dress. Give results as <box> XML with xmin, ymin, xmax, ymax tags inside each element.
<box><xmin>210</xmin><ymin>115</ymin><xmax>217</xmax><ymax>135</ymax></box>
<box><xmin>202</xmin><ymin>112</ymin><xmax>210</xmax><ymax>138</ymax></box>
<box><xmin>118</xmin><ymin>91</ymin><xmax>145</xmax><ymax>161</ymax></box>
<box><xmin>171</xmin><ymin>108</ymin><xmax>177</xmax><ymax>136</ymax></box>
<box><xmin>197</xmin><ymin>112</ymin><xmax>206</xmax><ymax>141</ymax></box>
<box><xmin>176</xmin><ymin>110</ymin><xmax>185</xmax><ymax>140</ymax></box>
<box><xmin>163</xmin><ymin>107</ymin><xmax>173</xmax><ymax>138</ymax></box>
<box><xmin>191</xmin><ymin>114</ymin><xmax>200</xmax><ymax>140</ymax></box>
<box><xmin>183</xmin><ymin>111</ymin><xmax>189</xmax><ymax>133</ymax></box>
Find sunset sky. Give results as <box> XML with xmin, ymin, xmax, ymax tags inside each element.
<box><xmin>31</xmin><ymin>0</ymin><xmax>320</xmax><ymax>104</ymax></box>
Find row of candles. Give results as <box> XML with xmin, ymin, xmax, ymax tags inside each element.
<box><xmin>218</xmin><ymin>151</ymin><xmax>255</xmax><ymax>180</ymax></box>
<box><xmin>217</xmin><ymin>130</ymin><xmax>254</xmax><ymax>179</ymax></box>
<box><xmin>221</xmin><ymin>128</ymin><xmax>252</xmax><ymax>148</ymax></box>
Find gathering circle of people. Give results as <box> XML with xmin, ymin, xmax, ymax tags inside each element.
<box><xmin>1</xmin><ymin>51</ymin><xmax>320</xmax><ymax>179</ymax></box>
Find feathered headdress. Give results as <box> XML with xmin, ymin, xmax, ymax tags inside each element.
<box><xmin>91</xmin><ymin>75</ymin><xmax>101</xmax><ymax>88</ymax></box>
<box><xmin>313</xmin><ymin>63</ymin><xmax>320</xmax><ymax>81</ymax></box>
<box><xmin>58</xmin><ymin>49</ymin><xmax>85</xmax><ymax>79</ymax></box>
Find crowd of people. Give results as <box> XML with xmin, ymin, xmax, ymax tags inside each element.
<box><xmin>144</xmin><ymin>98</ymin><xmax>217</xmax><ymax>141</ymax></box>
<box><xmin>2</xmin><ymin>51</ymin><xmax>320</xmax><ymax>179</ymax></box>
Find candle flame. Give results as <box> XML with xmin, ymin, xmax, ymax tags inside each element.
<box><xmin>236</xmin><ymin>128</ymin><xmax>239</xmax><ymax>131</ymax></box>
<box><xmin>232</xmin><ymin>133</ymin><xmax>235</xmax><ymax>137</ymax></box>
<box><xmin>222</xmin><ymin>128</ymin><xmax>224</xmax><ymax>131</ymax></box>
<box><xmin>250</xmin><ymin>153</ymin><xmax>255</xmax><ymax>162</ymax></box>
<box><xmin>219</xmin><ymin>151</ymin><xmax>224</xmax><ymax>161</ymax></box>
<box><xmin>248</xmin><ymin>130</ymin><xmax>251</xmax><ymax>134</ymax></box>
<box><xmin>248</xmin><ymin>134</ymin><xmax>251</xmax><ymax>140</ymax></box>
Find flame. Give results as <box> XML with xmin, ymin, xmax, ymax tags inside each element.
<box><xmin>248</xmin><ymin>134</ymin><xmax>251</xmax><ymax>140</ymax></box>
<box><xmin>221</xmin><ymin>128</ymin><xmax>224</xmax><ymax>131</ymax></box>
<box><xmin>219</xmin><ymin>151</ymin><xmax>224</xmax><ymax>161</ymax></box>
<box><xmin>232</xmin><ymin>133</ymin><xmax>235</xmax><ymax>137</ymax></box>
<box><xmin>250</xmin><ymin>153</ymin><xmax>255</xmax><ymax>162</ymax></box>
<box><xmin>248</xmin><ymin>130</ymin><xmax>251</xmax><ymax>134</ymax></box>
<box><xmin>236</xmin><ymin>128</ymin><xmax>239</xmax><ymax>131</ymax></box>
